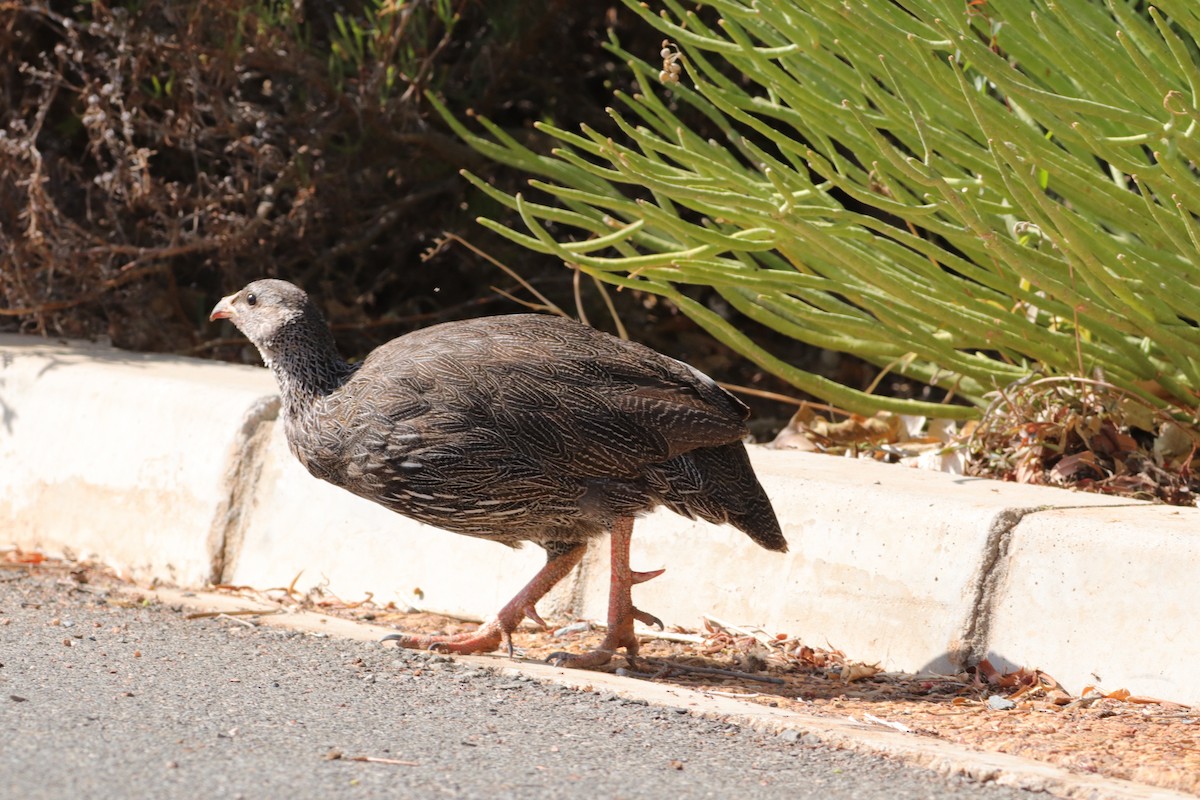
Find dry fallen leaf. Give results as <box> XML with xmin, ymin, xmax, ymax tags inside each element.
<box><xmin>771</xmin><ymin>404</ymin><xmax>904</xmax><ymax>452</ymax></box>
<box><xmin>1154</xmin><ymin>421</ymin><xmax>1195</xmax><ymax>468</ymax></box>
<box><xmin>841</xmin><ymin>662</ymin><xmax>883</xmax><ymax>683</ymax></box>
<box><xmin>4</xmin><ymin>549</ymin><xmax>45</xmax><ymax>564</ymax></box>
<box><xmin>967</xmin><ymin>377</ymin><xmax>1197</xmax><ymax>505</ymax></box>
<box><xmin>1049</xmin><ymin>451</ymin><xmax>1101</xmax><ymax>484</ymax></box>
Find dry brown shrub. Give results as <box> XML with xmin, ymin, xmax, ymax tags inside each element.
<box><xmin>0</xmin><ymin>1</ymin><xmax>640</xmax><ymax>356</ymax></box>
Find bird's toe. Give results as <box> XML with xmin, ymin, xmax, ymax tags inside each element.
<box><xmin>379</xmin><ymin>623</ymin><xmax>505</xmax><ymax>656</ymax></box>
<box><xmin>631</xmin><ymin>607</ymin><xmax>664</xmax><ymax>630</ymax></box>
<box><xmin>545</xmin><ymin>648</ymin><xmax>617</xmax><ymax>669</ymax></box>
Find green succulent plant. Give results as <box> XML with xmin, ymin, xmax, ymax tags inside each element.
<box><xmin>435</xmin><ymin>0</ymin><xmax>1200</xmax><ymax>420</ymax></box>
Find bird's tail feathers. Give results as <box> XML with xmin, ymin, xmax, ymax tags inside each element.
<box><xmin>651</xmin><ymin>442</ymin><xmax>787</xmax><ymax>553</ymax></box>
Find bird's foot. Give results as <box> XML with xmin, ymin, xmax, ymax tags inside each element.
<box><xmin>545</xmin><ymin>647</ymin><xmax>622</xmax><ymax>669</ymax></box>
<box><xmin>380</xmin><ymin>618</ymin><xmax>505</xmax><ymax>656</ymax></box>
<box><xmin>544</xmin><ymin>602</ymin><xmax>661</xmax><ymax>669</ymax></box>
<box><xmin>379</xmin><ymin>599</ymin><xmax>558</xmax><ymax>658</ymax></box>
<box><xmin>546</xmin><ymin>519</ymin><xmax>668</xmax><ymax>671</ymax></box>
<box><xmin>380</xmin><ymin>543</ymin><xmax>585</xmax><ymax>660</ymax></box>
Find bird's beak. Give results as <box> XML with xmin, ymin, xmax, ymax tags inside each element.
<box><xmin>209</xmin><ymin>294</ymin><xmax>236</xmax><ymax>322</ymax></box>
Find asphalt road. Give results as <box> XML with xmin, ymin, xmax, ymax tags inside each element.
<box><xmin>0</xmin><ymin>568</ymin><xmax>1033</xmax><ymax>800</ymax></box>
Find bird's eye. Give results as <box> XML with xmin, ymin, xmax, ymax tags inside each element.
<box><xmin>246</xmin><ymin>292</ymin><xmax>257</xmax><ymax>307</ymax></box>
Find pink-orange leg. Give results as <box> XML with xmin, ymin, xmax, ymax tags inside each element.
<box><xmin>382</xmin><ymin>543</ymin><xmax>586</xmax><ymax>656</ymax></box>
<box><xmin>547</xmin><ymin>516</ymin><xmax>664</xmax><ymax>669</ymax></box>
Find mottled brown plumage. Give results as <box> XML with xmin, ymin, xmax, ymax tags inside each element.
<box><xmin>211</xmin><ymin>279</ymin><xmax>785</xmax><ymax>667</ymax></box>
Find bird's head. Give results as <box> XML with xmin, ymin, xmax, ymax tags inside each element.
<box><xmin>210</xmin><ymin>279</ymin><xmax>309</xmax><ymax>341</ymax></box>
<box><xmin>212</xmin><ymin>278</ymin><xmax>349</xmax><ymax>401</ymax></box>
<box><xmin>209</xmin><ymin>278</ymin><xmax>328</xmax><ymax>365</ymax></box>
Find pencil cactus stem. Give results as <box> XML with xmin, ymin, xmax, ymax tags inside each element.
<box><xmin>430</xmin><ymin>1</ymin><xmax>1200</xmax><ymax>417</ymax></box>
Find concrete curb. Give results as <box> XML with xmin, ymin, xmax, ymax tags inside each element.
<box><xmin>2</xmin><ymin>334</ymin><xmax>1197</xmax><ymax>706</ymax></box>
<box><xmin>0</xmin><ymin>335</ymin><xmax>277</xmax><ymax>587</ymax></box>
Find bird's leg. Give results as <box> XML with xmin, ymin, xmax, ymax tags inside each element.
<box><xmin>547</xmin><ymin>516</ymin><xmax>663</xmax><ymax>669</ymax></box>
<box><xmin>381</xmin><ymin>543</ymin><xmax>586</xmax><ymax>656</ymax></box>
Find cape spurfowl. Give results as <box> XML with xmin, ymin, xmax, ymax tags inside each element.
<box><xmin>210</xmin><ymin>279</ymin><xmax>786</xmax><ymax>667</ymax></box>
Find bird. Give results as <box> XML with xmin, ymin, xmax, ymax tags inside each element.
<box><xmin>210</xmin><ymin>279</ymin><xmax>786</xmax><ymax>668</ymax></box>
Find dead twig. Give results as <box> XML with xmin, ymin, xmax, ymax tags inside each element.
<box><xmin>699</xmin><ymin>689</ymin><xmax>764</xmax><ymax>699</ymax></box>
<box><xmin>433</xmin><ymin>232</ymin><xmax>568</xmax><ymax>318</ymax></box>
<box><xmin>325</xmin><ymin>751</ymin><xmax>419</xmax><ymax>766</ymax></box>
<box><xmin>349</xmin><ymin>756</ymin><xmax>419</xmax><ymax>766</ymax></box>
<box><xmin>185</xmin><ymin>608</ymin><xmax>279</xmax><ymax>621</ymax></box>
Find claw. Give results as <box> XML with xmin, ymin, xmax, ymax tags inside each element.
<box><xmin>631</xmin><ymin>568</ymin><xmax>665</xmax><ymax>585</ymax></box>
<box><xmin>522</xmin><ymin>603</ymin><xmax>548</xmax><ymax>630</ymax></box>
<box><xmin>381</xmin><ymin>632</ymin><xmax>427</xmax><ymax>648</ymax></box>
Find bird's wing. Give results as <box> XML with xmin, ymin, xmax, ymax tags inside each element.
<box><xmin>355</xmin><ymin>315</ymin><xmax>748</xmax><ymax>480</ymax></box>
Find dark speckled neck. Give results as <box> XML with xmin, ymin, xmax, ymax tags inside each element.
<box><xmin>258</xmin><ymin>305</ymin><xmax>356</xmax><ymax>414</ymax></box>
